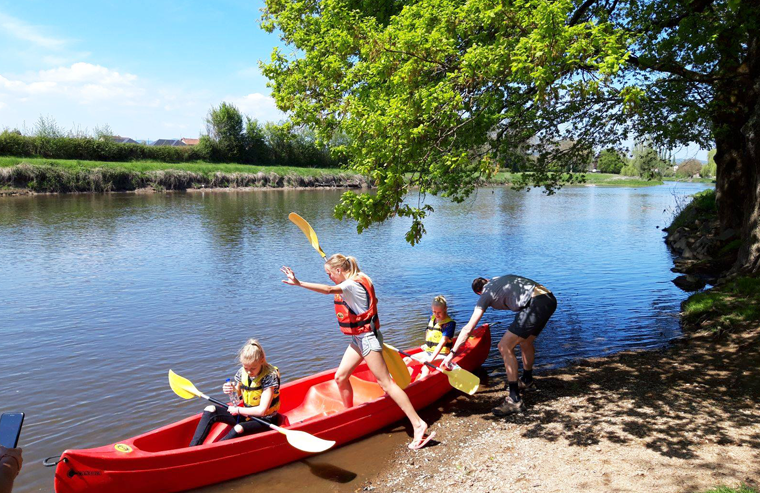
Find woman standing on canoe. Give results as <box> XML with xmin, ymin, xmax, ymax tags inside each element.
<box><xmin>280</xmin><ymin>254</ymin><xmax>435</xmax><ymax>450</ymax></box>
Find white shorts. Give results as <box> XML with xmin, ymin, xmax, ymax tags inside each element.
<box><xmin>350</xmin><ymin>330</ymin><xmax>384</xmax><ymax>357</ymax></box>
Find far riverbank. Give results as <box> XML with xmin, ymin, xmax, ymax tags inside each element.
<box><xmin>0</xmin><ymin>157</ymin><xmax>369</xmax><ymax>194</ymax></box>
<box><xmin>0</xmin><ymin>157</ymin><xmax>711</xmax><ymax>195</ymax></box>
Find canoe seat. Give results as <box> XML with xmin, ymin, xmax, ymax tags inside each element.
<box><xmin>284</xmin><ymin>375</ymin><xmax>385</xmax><ymax>423</ymax></box>
<box><xmin>347</xmin><ymin>375</ymin><xmax>385</xmax><ymax>403</ymax></box>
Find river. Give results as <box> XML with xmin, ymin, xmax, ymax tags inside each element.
<box><xmin>0</xmin><ymin>182</ymin><xmax>711</xmax><ymax>492</ymax></box>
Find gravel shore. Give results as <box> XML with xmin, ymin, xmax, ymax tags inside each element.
<box><xmin>364</xmin><ymin>324</ymin><xmax>760</xmax><ymax>493</ymax></box>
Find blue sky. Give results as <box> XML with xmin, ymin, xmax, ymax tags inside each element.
<box><xmin>0</xmin><ymin>1</ymin><xmax>708</xmax><ymax>159</ymax></box>
<box><xmin>0</xmin><ymin>0</ymin><xmax>283</xmax><ymax>140</ymax></box>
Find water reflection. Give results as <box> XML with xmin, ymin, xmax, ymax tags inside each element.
<box><xmin>0</xmin><ymin>182</ymin><xmax>711</xmax><ymax>493</ymax></box>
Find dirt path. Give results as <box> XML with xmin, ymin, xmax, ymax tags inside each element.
<box><xmin>364</xmin><ymin>326</ymin><xmax>760</xmax><ymax>492</ymax></box>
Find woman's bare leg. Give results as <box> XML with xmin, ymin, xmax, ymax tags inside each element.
<box><xmin>364</xmin><ymin>350</ymin><xmax>428</xmax><ymax>444</ymax></box>
<box><xmin>334</xmin><ymin>345</ymin><xmax>364</xmax><ymax>409</ymax></box>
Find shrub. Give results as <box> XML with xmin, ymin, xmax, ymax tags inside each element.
<box><xmin>0</xmin><ymin>131</ymin><xmax>205</xmax><ymax>163</ymax></box>
<box><xmin>597</xmin><ymin>149</ymin><xmax>625</xmax><ymax>173</ymax></box>
<box><xmin>669</xmin><ymin>189</ymin><xmax>717</xmax><ymax>230</ymax></box>
<box><xmin>676</xmin><ymin>158</ymin><xmax>703</xmax><ymax>178</ymax></box>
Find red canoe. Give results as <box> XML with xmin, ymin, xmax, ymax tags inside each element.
<box><xmin>54</xmin><ymin>324</ymin><xmax>491</xmax><ymax>493</ymax></box>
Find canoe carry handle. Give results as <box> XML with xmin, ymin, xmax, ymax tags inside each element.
<box><xmin>43</xmin><ymin>455</ymin><xmax>66</xmax><ymax>467</ymax></box>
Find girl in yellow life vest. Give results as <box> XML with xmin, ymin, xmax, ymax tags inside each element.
<box><xmin>422</xmin><ymin>295</ymin><xmax>456</xmax><ymax>376</ymax></box>
<box><xmin>405</xmin><ymin>296</ymin><xmax>457</xmax><ymax>378</ymax></box>
<box><xmin>281</xmin><ymin>254</ymin><xmax>435</xmax><ymax>450</ymax></box>
<box><xmin>189</xmin><ymin>339</ymin><xmax>281</xmax><ymax>446</ymax></box>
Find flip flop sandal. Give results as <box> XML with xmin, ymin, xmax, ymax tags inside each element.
<box><xmin>408</xmin><ymin>431</ymin><xmax>436</xmax><ymax>450</ymax></box>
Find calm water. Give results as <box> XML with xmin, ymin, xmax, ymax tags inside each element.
<box><xmin>0</xmin><ymin>183</ymin><xmax>711</xmax><ymax>492</ymax></box>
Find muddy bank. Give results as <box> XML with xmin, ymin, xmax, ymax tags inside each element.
<box><xmin>0</xmin><ymin>163</ymin><xmax>369</xmax><ymax>195</ymax></box>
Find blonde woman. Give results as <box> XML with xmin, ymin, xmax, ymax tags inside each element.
<box><xmin>281</xmin><ymin>254</ymin><xmax>435</xmax><ymax>450</ymax></box>
<box><xmin>189</xmin><ymin>339</ymin><xmax>281</xmax><ymax>446</ymax></box>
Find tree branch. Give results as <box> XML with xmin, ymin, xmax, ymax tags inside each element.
<box><xmin>627</xmin><ymin>54</ymin><xmax>714</xmax><ymax>84</ymax></box>
<box><xmin>656</xmin><ymin>0</ymin><xmax>716</xmax><ymax>29</ymax></box>
<box><xmin>568</xmin><ymin>0</ymin><xmax>600</xmax><ymax>26</ymax></box>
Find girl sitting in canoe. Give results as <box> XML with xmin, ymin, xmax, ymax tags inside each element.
<box><xmin>405</xmin><ymin>295</ymin><xmax>457</xmax><ymax>379</ymax></box>
<box><xmin>280</xmin><ymin>254</ymin><xmax>435</xmax><ymax>450</ymax></box>
<box><xmin>189</xmin><ymin>339</ymin><xmax>280</xmax><ymax>446</ymax></box>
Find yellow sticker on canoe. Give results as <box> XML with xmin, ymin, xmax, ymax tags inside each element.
<box><xmin>114</xmin><ymin>444</ymin><xmax>133</xmax><ymax>453</ymax></box>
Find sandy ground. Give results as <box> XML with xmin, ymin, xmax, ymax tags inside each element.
<box><xmin>363</xmin><ymin>325</ymin><xmax>760</xmax><ymax>493</ymax></box>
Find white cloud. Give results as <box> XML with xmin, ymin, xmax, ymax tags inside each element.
<box><xmin>0</xmin><ymin>63</ymin><xmax>143</xmax><ymax>103</ymax></box>
<box><xmin>229</xmin><ymin>92</ymin><xmax>285</xmax><ymax>122</ymax></box>
<box><xmin>0</xmin><ymin>12</ymin><xmax>67</xmax><ymax>50</ymax></box>
<box><xmin>0</xmin><ymin>63</ymin><xmax>284</xmax><ymax>140</ymax></box>
<box><xmin>38</xmin><ymin>63</ymin><xmax>137</xmax><ymax>84</ymax></box>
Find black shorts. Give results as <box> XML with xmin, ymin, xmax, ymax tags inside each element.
<box><xmin>507</xmin><ymin>292</ymin><xmax>557</xmax><ymax>339</ymax></box>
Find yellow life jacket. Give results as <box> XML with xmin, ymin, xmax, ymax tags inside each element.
<box><xmin>424</xmin><ymin>316</ymin><xmax>455</xmax><ymax>354</ymax></box>
<box><xmin>239</xmin><ymin>364</ymin><xmax>280</xmax><ymax>416</ymax></box>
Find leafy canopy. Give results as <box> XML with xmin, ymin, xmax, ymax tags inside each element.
<box><xmin>261</xmin><ymin>0</ymin><xmax>749</xmax><ymax>243</ymax></box>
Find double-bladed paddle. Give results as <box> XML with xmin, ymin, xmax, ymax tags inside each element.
<box><xmin>385</xmin><ymin>345</ymin><xmax>480</xmax><ymax>395</ymax></box>
<box><xmin>168</xmin><ymin>370</ymin><xmax>335</xmax><ymax>453</ymax></box>
<box><xmin>287</xmin><ymin>212</ymin><xmax>412</xmax><ymax>390</ymax></box>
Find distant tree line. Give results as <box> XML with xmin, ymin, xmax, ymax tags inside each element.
<box><xmin>197</xmin><ymin>102</ymin><xmax>347</xmax><ymax>167</ymax></box>
<box><xmin>0</xmin><ymin>107</ymin><xmax>346</xmax><ymax>168</ymax></box>
<box><xmin>595</xmin><ymin>142</ymin><xmax>715</xmax><ymax>179</ymax></box>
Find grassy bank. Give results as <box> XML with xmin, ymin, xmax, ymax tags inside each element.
<box><xmin>664</xmin><ymin>187</ymin><xmax>760</xmax><ymax>335</ymax></box>
<box><xmin>0</xmin><ymin>157</ymin><xmax>365</xmax><ymax>193</ymax></box>
<box><xmin>669</xmin><ymin>188</ymin><xmax>718</xmax><ymax>230</ymax></box>
<box><xmin>490</xmin><ymin>171</ymin><xmax>665</xmax><ymax>187</ymax></box>
<box><xmin>0</xmin><ymin>156</ymin><xmax>352</xmax><ymax>177</ymax></box>
<box><xmin>665</xmin><ymin>177</ymin><xmax>716</xmax><ymax>184</ymax></box>
<box><xmin>0</xmin><ymin>157</ymin><xmax>673</xmax><ymax>194</ymax></box>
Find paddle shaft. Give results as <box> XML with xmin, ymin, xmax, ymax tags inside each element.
<box><xmin>204</xmin><ymin>396</ymin><xmax>283</xmax><ymax>432</ymax></box>
<box><xmin>396</xmin><ymin>349</ymin><xmax>448</xmax><ymax>372</ymax></box>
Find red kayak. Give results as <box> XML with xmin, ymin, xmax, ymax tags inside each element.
<box><xmin>54</xmin><ymin>324</ymin><xmax>491</xmax><ymax>493</ymax></box>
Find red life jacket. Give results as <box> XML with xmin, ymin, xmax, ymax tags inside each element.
<box><xmin>333</xmin><ymin>273</ymin><xmax>380</xmax><ymax>335</ymax></box>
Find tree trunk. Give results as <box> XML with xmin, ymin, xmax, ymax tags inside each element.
<box><xmin>735</xmin><ymin>59</ymin><xmax>760</xmax><ymax>273</ymax></box>
<box><xmin>713</xmin><ymin>28</ymin><xmax>760</xmax><ymax>275</ymax></box>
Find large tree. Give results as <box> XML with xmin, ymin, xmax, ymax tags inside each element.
<box><xmin>261</xmin><ymin>0</ymin><xmax>760</xmax><ymax>273</ymax></box>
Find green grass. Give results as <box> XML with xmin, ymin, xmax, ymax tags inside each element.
<box><xmin>682</xmin><ymin>276</ymin><xmax>760</xmax><ymax>330</ymax></box>
<box><xmin>488</xmin><ymin>171</ymin><xmax>663</xmax><ymax>187</ymax></box>
<box><xmin>669</xmin><ymin>189</ymin><xmax>717</xmax><ymax>230</ymax></box>
<box><xmin>664</xmin><ymin>177</ymin><xmax>716</xmax><ymax>184</ymax></box>
<box><xmin>701</xmin><ymin>486</ymin><xmax>759</xmax><ymax>493</ymax></box>
<box><xmin>0</xmin><ymin>157</ymin><xmax>365</xmax><ymax>193</ymax></box>
<box><xmin>581</xmin><ymin>173</ymin><xmax>663</xmax><ymax>187</ymax></box>
<box><xmin>0</xmin><ymin>156</ymin><xmax>352</xmax><ymax>177</ymax></box>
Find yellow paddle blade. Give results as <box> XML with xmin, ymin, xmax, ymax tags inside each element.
<box><xmin>381</xmin><ymin>344</ymin><xmax>411</xmax><ymax>390</ymax></box>
<box><xmin>168</xmin><ymin>370</ymin><xmax>203</xmax><ymax>400</ymax></box>
<box><xmin>289</xmin><ymin>212</ymin><xmax>327</xmax><ymax>259</ymax></box>
<box><xmin>281</xmin><ymin>429</ymin><xmax>336</xmax><ymax>453</ymax></box>
<box><xmin>442</xmin><ymin>366</ymin><xmax>480</xmax><ymax>395</ymax></box>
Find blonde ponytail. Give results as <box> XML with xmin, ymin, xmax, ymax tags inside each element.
<box><xmin>237</xmin><ymin>338</ymin><xmax>267</xmax><ymax>365</ymax></box>
<box><xmin>326</xmin><ymin>253</ymin><xmax>364</xmax><ymax>280</ymax></box>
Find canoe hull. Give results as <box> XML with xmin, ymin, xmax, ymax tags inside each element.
<box><xmin>54</xmin><ymin>325</ymin><xmax>491</xmax><ymax>493</ymax></box>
